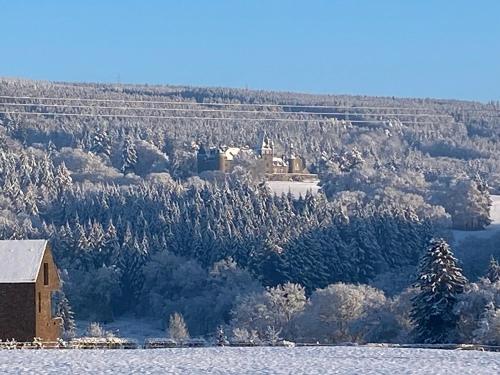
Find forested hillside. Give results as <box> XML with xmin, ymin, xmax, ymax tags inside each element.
<box><xmin>0</xmin><ymin>78</ymin><xmax>499</xmax><ymax>342</ymax></box>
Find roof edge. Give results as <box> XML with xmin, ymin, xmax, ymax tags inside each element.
<box><xmin>32</xmin><ymin>240</ymin><xmax>49</xmax><ymax>283</ymax></box>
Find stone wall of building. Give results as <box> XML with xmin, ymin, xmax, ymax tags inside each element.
<box><xmin>0</xmin><ymin>283</ymin><xmax>36</xmax><ymax>341</ymax></box>
<box><xmin>35</xmin><ymin>246</ymin><xmax>61</xmax><ymax>341</ymax></box>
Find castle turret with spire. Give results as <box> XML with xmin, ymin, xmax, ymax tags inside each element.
<box><xmin>258</xmin><ymin>132</ymin><xmax>275</xmax><ymax>174</ymax></box>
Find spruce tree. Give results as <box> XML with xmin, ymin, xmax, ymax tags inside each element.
<box><xmin>117</xmin><ymin>226</ymin><xmax>148</xmax><ymax>310</ymax></box>
<box><xmin>56</xmin><ymin>293</ymin><xmax>77</xmax><ymax>340</ymax></box>
<box><xmin>486</xmin><ymin>257</ymin><xmax>500</xmax><ymax>283</ymax></box>
<box><xmin>104</xmin><ymin>220</ymin><xmax>120</xmax><ymax>266</ymax></box>
<box><xmin>168</xmin><ymin>312</ymin><xmax>189</xmax><ymax>342</ymax></box>
<box><xmin>91</xmin><ymin>126</ymin><xmax>111</xmax><ymax>157</ymax></box>
<box><xmin>472</xmin><ymin>302</ymin><xmax>499</xmax><ymax>345</ymax></box>
<box><xmin>121</xmin><ymin>135</ymin><xmax>137</xmax><ymax>174</ymax></box>
<box><xmin>410</xmin><ymin>238</ymin><xmax>467</xmax><ymax>343</ymax></box>
<box><xmin>47</xmin><ymin>140</ymin><xmax>57</xmax><ymax>158</ymax></box>
<box><xmin>55</xmin><ymin>162</ymin><xmax>73</xmax><ymax>196</ymax></box>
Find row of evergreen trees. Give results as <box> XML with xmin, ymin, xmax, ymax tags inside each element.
<box><xmin>40</xmin><ymin>178</ymin><xmax>435</xmax><ymax>321</ymax></box>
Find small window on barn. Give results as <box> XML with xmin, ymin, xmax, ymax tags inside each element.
<box><xmin>43</xmin><ymin>263</ymin><xmax>49</xmax><ymax>285</ymax></box>
<box><xmin>51</xmin><ymin>292</ymin><xmax>58</xmax><ymax>318</ymax></box>
<box><xmin>38</xmin><ymin>292</ymin><xmax>41</xmax><ymax>313</ymax></box>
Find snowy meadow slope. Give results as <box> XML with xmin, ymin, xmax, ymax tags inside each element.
<box><xmin>0</xmin><ymin>347</ymin><xmax>498</xmax><ymax>375</ymax></box>
<box><xmin>266</xmin><ymin>180</ymin><xmax>321</xmax><ymax>197</ymax></box>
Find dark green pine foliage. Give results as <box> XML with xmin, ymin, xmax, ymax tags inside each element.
<box><xmin>352</xmin><ymin>217</ymin><xmax>382</xmax><ymax>283</ymax></box>
<box><xmin>410</xmin><ymin>238</ymin><xmax>467</xmax><ymax>343</ymax></box>
<box><xmin>376</xmin><ymin>214</ymin><xmax>401</xmax><ymax>268</ymax></box>
<box><xmin>249</xmin><ymin>239</ymin><xmax>288</xmax><ymax>286</ymax></box>
<box><xmin>486</xmin><ymin>257</ymin><xmax>500</xmax><ymax>283</ymax></box>
<box><xmin>398</xmin><ymin>209</ymin><xmax>432</xmax><ymax>266</ymax></box>
<box><xmin>117</xmin><ymin>226</ymin><xmax>148</xmax><ymax>310</ymax></box>
<box><xmin>103</xmin><ymin>220</ymin><xmax>120</xmax><ymax>267</ymax></box>
<box><xmin>283</xmin><ymin>230</ymin><xmax>331</xmax><ymax>292</ymax></box>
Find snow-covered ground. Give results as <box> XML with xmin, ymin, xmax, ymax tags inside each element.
<box><xmin>453</xmin><ymin>194</ymin><xmax>500</xmax><ymax>244</ymax></box>
<box><xmin>267</xmin><ymin>180</ymin><xmax>320</xmax><ymax>198</ymax></box>
<box><xmin>0</xmin><ymin>346</ymin><xmax>498</xmax><ymax>374</ymax></box>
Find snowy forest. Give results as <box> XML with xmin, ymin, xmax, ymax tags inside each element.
<box><xmin>0</xmin><ymin>78</ymin><xmax>499</xmax><ymax>345</ymax></box>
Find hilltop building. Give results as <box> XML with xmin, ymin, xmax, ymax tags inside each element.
<box><xmin>196</xmin><ymin>144</ymin><xmax>241</xmax><ymax>173</ymax></box>
<box><xmin>0</xmin><ymin>240</ymin><xmax>61</xmax><ymax>342</ymax></box>
<box><xmin>196</xmin><ymin>134</ymin><xmax>309</xmax><ymax>177</ymax></box>
<box><xmin>257</xmin><ymin>134</ymin><xmax>306</xmax><ymax>175</ymax></box>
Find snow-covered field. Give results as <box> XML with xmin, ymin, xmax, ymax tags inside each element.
<box><xmin>267</xmin><ymin>180</ymin><xmax>320</xmax><ymax>197</ymax></box>
<box><xmin>0</xmin><ymin>346</ymin><xmax>498</xmax><ymax>374</ymax></box>
<box><xmin>453</xmin><ymin>194</ymin><xmax>500</xmax><ymax>244</ymax></box>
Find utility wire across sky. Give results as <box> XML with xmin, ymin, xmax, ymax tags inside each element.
<box><xmin>3</xmin><ymin>93</ymin><xmax>491</xmax><ymax>125</ymax></box>
<box><xmin>0</xmin><ymin>110</ymin><xmax>450</xmax><ymax>126</ymax></box>
<box><xmin>1</xmin><ymin>94</ymin><xmax>492</xmax><ymax>112</ymax></box>
<box><xmin>0</xmin><ymin>102</ymin><xmax>453</xmax><ymax>118</ymax></box>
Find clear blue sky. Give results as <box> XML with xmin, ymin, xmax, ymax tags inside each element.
<box><xmin>1</xmin><ymin>0</ymin><xmax>499</xmax><ymax>101</ymax></box>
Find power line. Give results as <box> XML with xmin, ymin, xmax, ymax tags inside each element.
<box><xmin>0</xmin><ymin>94</ymin><xmax>474</xmax><ymax>113</ymax></box>
<box><xmin>0</xmin><ymin>110</ymin><xmax>445</xmax><ymax>125</ymax></box>
<box><xmin>0</xmin><ymin>102</ymin><xmax>453</xmax><ymax>118</ymax></box>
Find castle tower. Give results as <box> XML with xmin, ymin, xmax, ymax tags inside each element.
<box><xmin>217</xmin><ymin>146</ymin><xmax>227</xmax><ymax>173</ymax></box>
<box><xmin>259</xmin><ymin>132</ymin><xmax>274</xmax><ymax>174</ymax></box>
<box><xmin>287</xmin><ymin>142</ymin><xmax>303</xmax><ymax>174</ymax></box>
<box><xmin>196</xmin><ymin>142</ymin><xmax>207</xmax><ymax>173</ymax></box>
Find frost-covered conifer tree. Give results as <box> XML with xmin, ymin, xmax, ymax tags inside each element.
<box><xmin>88</xmin><ymin>221</ymin><xmax>106</xmax><ymax>268</ymax></box>
<box><xmin>264</xmin><ymin>325</ymin><xmax>282</xmax><ymax>345</ymax></box>
<box><xmin>56</xmin><ymin>293</ymin><xmax>76</xmax><ymax>340</ymax></box>
<box><xmin>47</xmin><ymin>140</ymin><xmax>57</xmax><ymax>158</ymax></box>
<box><xmin>55</xmin><ymin>162</ymin><xmax>73</xmax><ymax>196</ymax></box>
<box><xmin>472</xmin><ymin>302</ymin><xmax>499</xmax><ymax>345</ymax></box>
<box><xmin>410</xmin><ymin>239</ymin><xmax>467</xmax><ymax>343</ymax></box>
<box><xmin>121</xmin><ymin>135</ymin><xmax>137</xmax><ymax>174</ymax></box>
<box><xmin>486</xmin><ymin>257</ymin><xmax>500</xmax><ymax>283</ymax></box>
<box><xmin>118</xmin><ymin>226</ymin><xmax>147</xmax><ymax>309</ymax></box>
<box><xmin>103</xmin><ymin>220</ymin><xmax>120</xmax><ymax>266</ymax></box>
<box><xmin>86</xmin><ymin>322</ymin><xmax>106</xmax><ymax>338</ymax></box>
<box><xmin>168</xmin><ymin>312</ymin><xmax>189</xmax><ymax>342</ymax></box>
<box><xmin>91</xmin><ymin>127</ymin><xmax>111</xmax><ymax>157</ymax></box>
<box><xmin>23</xmin><ymin>185</ymin><xmax>39</xmax><ymax>215</ymax></box>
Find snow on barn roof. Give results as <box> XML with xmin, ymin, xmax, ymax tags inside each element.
<box><xmin>0</xmin><ymin>240</ymin><xmax>47</xmax><ymax>283</ymax></box>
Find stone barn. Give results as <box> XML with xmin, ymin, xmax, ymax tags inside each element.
<box><xmin>0</xmin><ymin>240</ymin><xmax>61</xmax><ymax>342</ymax></box>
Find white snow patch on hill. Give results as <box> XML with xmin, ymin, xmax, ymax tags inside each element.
<box><xmin>453</xmin><ymin>194</ymin><xmax>500</xmax><ymax>244</ymax></box>
<box><xmin>267</xmin><ymin>180</ymin><xmax>320</xmax><ymax>198</ymax></box>
<box><xmin>0</xmin><ymin>346</ymin><xmax>498</xmax><ymax>374</ymax></box>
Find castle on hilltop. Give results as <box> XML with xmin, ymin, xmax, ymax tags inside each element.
<box><xmin>197</xmin><ymin>133</ymin><xmax>309</xmax><ymax>176</ymax></box>
<box><xmin>257</xmin><ymin>134</ymin><xmax>305</xmax><ymax>174</ymax></box>
<box><xmin>196</xmin><ymin>144</ymin><xmax>241</xmax><ymax>174</ymax></box>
